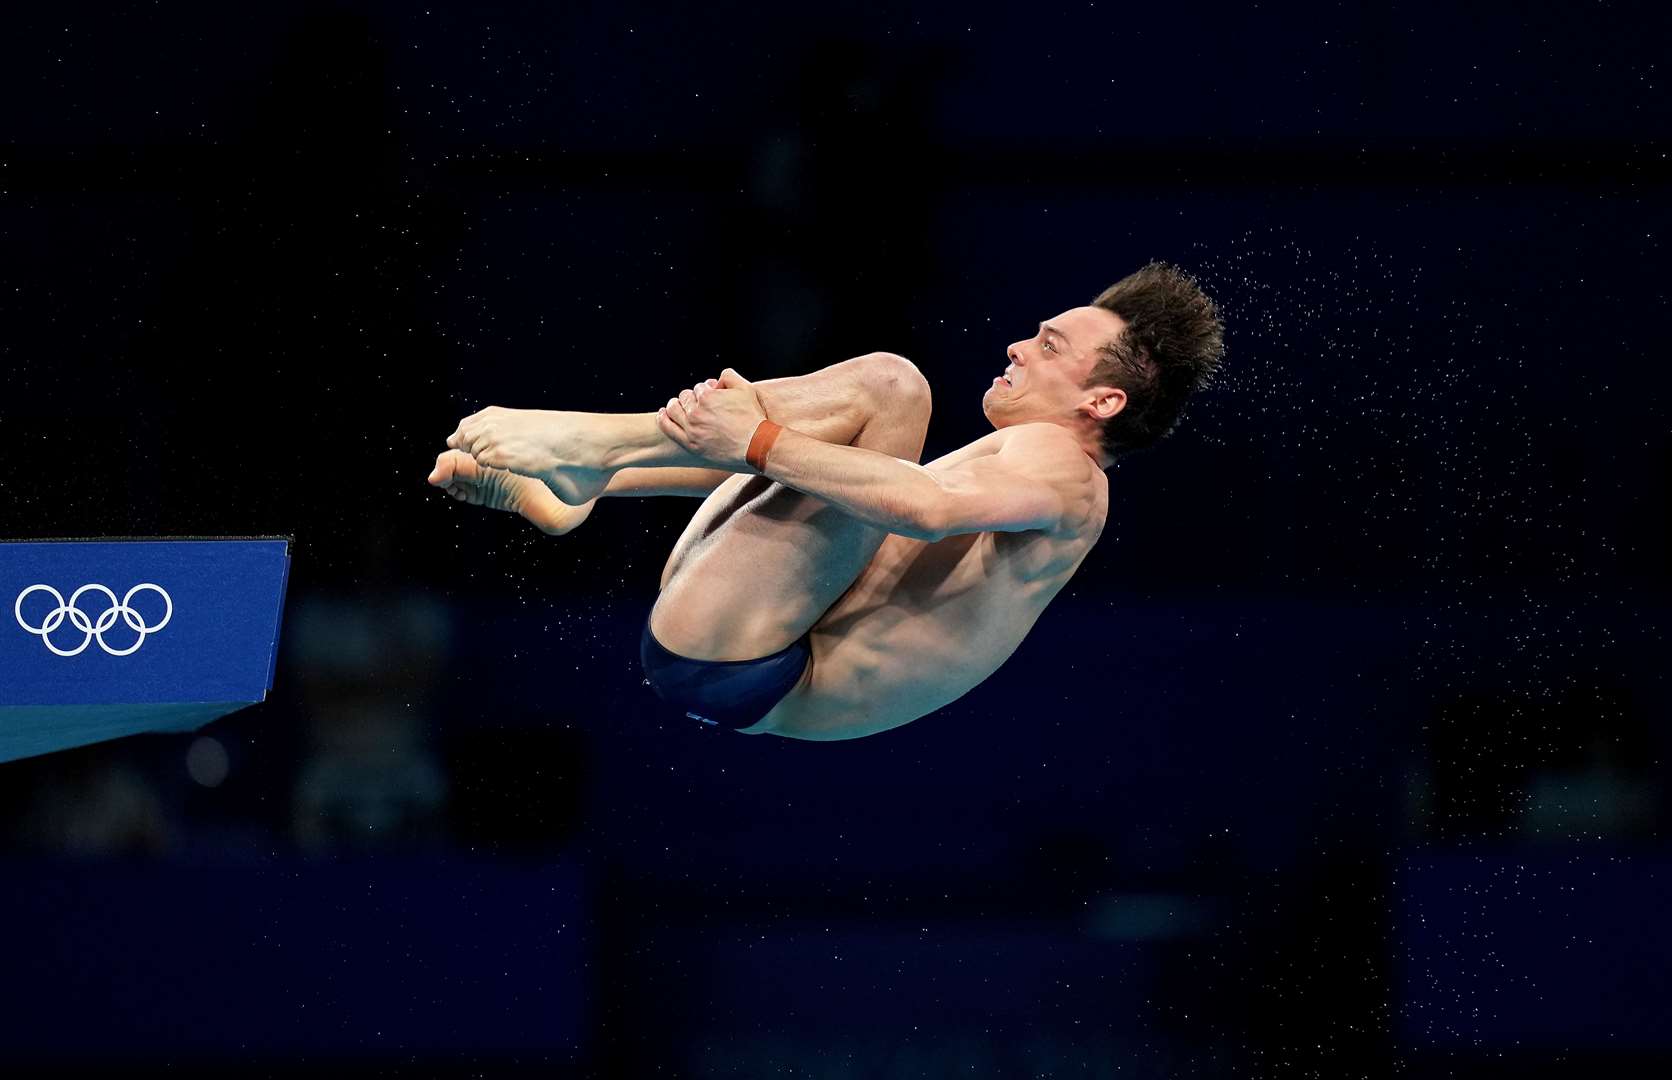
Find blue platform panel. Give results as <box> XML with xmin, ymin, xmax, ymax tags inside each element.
<box><xmin>1</xmin><ymin>537</ymin><xmax>291</xmax><ymax>762</ymax></box>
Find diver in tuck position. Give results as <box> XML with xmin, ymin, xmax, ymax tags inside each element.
<box><xmin>429</xmin><ymin>261</ymin><xmax>1224</xmax><ymax>740</ymax></box>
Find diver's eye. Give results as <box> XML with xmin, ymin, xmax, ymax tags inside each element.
<box><xmin>1041</xmin><ymin>340</ymin><xmax>1054</xmax><ymax>352</ymax></box>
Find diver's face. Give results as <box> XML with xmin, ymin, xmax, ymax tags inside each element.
<box><xmin>983</xmin><ymin>305</ymin><xmax>1124</xmax><ymax>427</ymax></box>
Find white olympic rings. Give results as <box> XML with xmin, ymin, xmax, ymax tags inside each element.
<box><xmin>13</xmin><ymin>583</ymin><xmax>174</xmax><ymax>657</ymax></box>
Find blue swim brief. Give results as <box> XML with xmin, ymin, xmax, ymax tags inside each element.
<box><xmin>639</xmin><ymin>609</ymin><xmax>811</xmax><ymax>731</ymax></box>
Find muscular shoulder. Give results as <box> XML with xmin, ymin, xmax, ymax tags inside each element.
<box><xmin>998</xmin><ymin>423</ymin><xmax>1093</xmax><ymax>474</ymax></box>
<box><xmin>999</xmin><ymin>423</ymin><xmax>1105</xmax><ymax>537</ymax></box>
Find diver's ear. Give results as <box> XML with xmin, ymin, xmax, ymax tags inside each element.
<box><xmin>1084</xmin><ymin>386</ymin><xmax>1126</xmax><ymax>421</ymax></box>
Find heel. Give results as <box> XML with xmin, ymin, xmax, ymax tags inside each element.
<box><xmin>544</xmin><ymin>465</ymin><xmax>610</xmax><ymax>506</ymax></box>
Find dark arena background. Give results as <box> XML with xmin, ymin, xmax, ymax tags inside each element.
<box><xmin>1</xmin><ymin>2</ymin><xmax>1667</xmax><ymax>1077</ymax></box>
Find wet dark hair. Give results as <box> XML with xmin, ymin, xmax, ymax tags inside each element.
<box><xmin>1086</xmin><ymin>261</ymin><xmax>1225</xmax><ymax>464</ymax></box>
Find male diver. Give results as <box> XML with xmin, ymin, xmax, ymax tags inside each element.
<box><xmin>429</xmin><ymin>262</ymin><xmax>1223</xmax><ymax>740</ymax></box>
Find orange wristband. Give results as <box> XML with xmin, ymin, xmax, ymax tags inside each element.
<box><xmin>746</xmin><ymin>419</ymin><xmax>784</xmax><ymax>473</ymax></box>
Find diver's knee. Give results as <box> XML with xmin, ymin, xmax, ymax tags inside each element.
<box><xmin>863</xmin><ymin>352</ymin><xmax>932</xmax><ymax>415</ymax></box>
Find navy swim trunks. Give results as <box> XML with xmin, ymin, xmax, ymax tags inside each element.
<box><xmin>639</xmin><ymin>609</ymin><xmax>811</xmax><ymax>731</ymax></box>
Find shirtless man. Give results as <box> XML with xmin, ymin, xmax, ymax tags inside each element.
<box><xmin>428</xmin><ymin>262</ymin><xmax>1223</xmax><ymax>740</ymax></box>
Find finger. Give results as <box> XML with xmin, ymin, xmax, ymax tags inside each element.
<box><xmin>458</xmin><ymin>422</ymin><xmax>491</xmax><ymax>457</ymax></box>
<box><xmin>664</xmin><ymin>398</ymin><xmax>686</xmax><ymax>424</ymax></box>
<box><xmin>657</xmin><ymin>407</ymin><xmax>690</xmax><ymax>450</ymax></box>
<box><xmin>679</xmin><ymin>389</ymin><xmax>695</xmax><ymax>408</ymax></box>
<box><xmin>692</xmin><ymin>383</ymin><xmax>709</xmax><ymax>403</ymax></box>
<box><xmin>447</xmin><ymin>411</ymin><xmax>479</xmax><ymax>449</ymax></box>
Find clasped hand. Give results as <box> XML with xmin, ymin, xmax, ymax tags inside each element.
<box><xmin>657</xmin><ymin>367</ymin><xmax>766</xmax><ymax>471</ymax></box>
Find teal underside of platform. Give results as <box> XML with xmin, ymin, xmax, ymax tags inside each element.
<box><xmin>0</xmin><ymin>701</ymin><xmax>253</xmax><ymax>763</ymax></box>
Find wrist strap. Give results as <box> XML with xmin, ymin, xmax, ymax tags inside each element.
<box><xmin>746</xmin><ymin>419</ymin><xmax>784</xmax><ymax>473</ymax></box>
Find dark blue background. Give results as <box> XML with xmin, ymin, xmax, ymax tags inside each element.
<box><xmin>0</xmin><ymin>1</ymin><xmax>1667</xmax><ymax>1075</ymax></box>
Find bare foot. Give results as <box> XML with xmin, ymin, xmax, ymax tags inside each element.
<box><xmin>444</xmin><ymin>407</ymin><xmax>612</xmax><ymax>506</ymax></box>
<box><xmin>427</xmin><ymin>450</ymin><xmax>596</xmax><ymax>535</ymax></box>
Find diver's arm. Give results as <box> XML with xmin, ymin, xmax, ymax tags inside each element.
<box><xmin>753</xmin><ymin>428</ymin><xmax>942</xmax><ymax>540</ymax></box>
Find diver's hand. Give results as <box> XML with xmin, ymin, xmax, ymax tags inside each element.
<box><xmin>656</xmin><ymin>370</ymin><xmax>766</xmax><ymax>470</ymax></box>
<box><xmin>428</xmin><ymin>449</ymin><xmax>596</xmax><ymax>535</ymax></box>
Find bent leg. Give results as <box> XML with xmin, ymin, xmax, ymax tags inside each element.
<box><xmin>649</xmin><ymin>353</ymin><xmax>931</xmax><ymax>664</ymax></box>
<box><xmin>652</xmin><ymin>352</ymin><xmax>927</xmax><ymax>587</ymax></box>
<box><xmin>578</xmin><ymin>352</ymin><xmax>909</xmax><ymax>476</ymax></box>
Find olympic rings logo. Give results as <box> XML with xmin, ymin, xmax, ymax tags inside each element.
<box><xmin>13</xmin><ymin>583</ymin><xmax>174</xmax><ymax>657</ymax></box>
